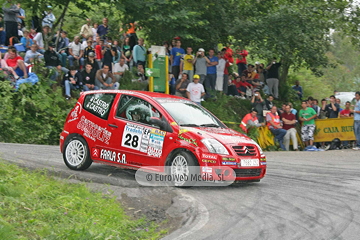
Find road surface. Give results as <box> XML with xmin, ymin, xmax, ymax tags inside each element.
<box><xmin>1</xmin><ymin>143</ymin><xmax>359</xmax><ymax>240</ymax></box>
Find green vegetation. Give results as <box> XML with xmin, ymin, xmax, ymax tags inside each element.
<box><xmin>0</xmin><ymin>160</ymin><xmax>163</xmax><ymax>239</ymax></box>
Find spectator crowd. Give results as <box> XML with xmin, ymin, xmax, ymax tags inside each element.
<box><xmin>1</xmin><ymin>1</ymin><xmax>359</xmax><ymax>151</ymax></box>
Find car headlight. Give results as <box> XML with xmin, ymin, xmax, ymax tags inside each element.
<box><xmin>253</xmin><ymin>142</ymin><xmax>264</xmax><ymax>155</ymax></box>
<box><xmin>201</xmin><ymin>139</ymin><xmax>229</xmax><ymax>155</ymax></box>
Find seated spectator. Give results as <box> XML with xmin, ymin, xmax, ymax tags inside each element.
<box><xmin>63</xmin><ymin>66</ymin><xmax>82</xmax><ymax>100</ymax></box>
<box><xmin>113</xmin><ymin>57</ymin><xmax>129</xmax><ymax>83</ymax></box>
<box><xmin>266</xmin><ymin>106</ymin><xmax>286</xmax><ymax>150</ymax></box>
<box><xmin>44</xmin><ymin>42</ymin><xmax>68</xmax><ymax>81</ymax></box>
<box><xmin>85</xmin><ymin>52</ymin><xmax>99</xmax><ymax>72</ymax></box>
<box><xmin>292</xmin><ymin>80</ymin><xmax>303</xmax><ymax>100</ymax></box>
<box><xmin>239</xmin><ymin>74</ymin><xmax>253</xmax><ymax>98</ymax></box>
<box><xmin>20</xmin><ymin>29</ymin><xmax>33</xmax><ymax>51</ymax></box>
<box><xmin>134</xmin><ymin>64</ymin><xmax>147</xmax><ymax>82</ymax></box>
<box><xmin>281</xmin><ymin>104</ymin><xmax>298</xmax><ymax>151</ymax></box>
<box><xmin>33</xmin><ymin>25</ymin><xmax>51</xmax><ymax>54</ymax></box>
<box><xmin>0</xmin><ymin>46</ymin><xmax>28</xmax><ymax>79</ymax></box>
<box><xmin>83</xmin><ymin>39</ymin><xmax>94</xmax><ymax>60</ymax></box>
<box><xmin>340</xmin><ymin>101</ymin><xmax>353</xmax><ymax>117</ymax></box>
<box><xmin>42</xmin><ymin>6</ymin><xmax>55</xmax><ymax>28</ymax></box>
<box><xmin>240</xmin><ymin>109</ymin><xmax>264</xmax><ymax>133</ymax></box>
<box><xmin>264</xmin><ymin>94</ymin><xmax>275</xmax><ymax>110</ymax></box>
<box><xmin>101</xmin><ymin>37</ymin><xmax>116</xmax><ymax>71</ymax></box>
<box><xmin>54</xmin><ymin>30</ymin><xmax>69</xmax><ymax>67</ymax></box>
<box><xmin>175</xmin><ymin>73</ymin><xmax>190</xmax><ymax>98</ymax></box>
<box><xmin>288</xmin><ymin>102</ymin><xmax>298</xmax><ymax>117</ymax></box>
<box><xmin>81</xmin><ymin>63</ymin><xmax>99</xmax><ymax>91</ymax></box>
<box><xmin>24</xmin><ymin>44</ymin><xmax>43</xmax><ymax>64</ymax></box>
<box><xmin>68</xmin><ymin>36</ymin><xmax>84</xmax><ymax>68</ymax></box>
<box><xmin>95</xmin><ymin>64</ymin><xmax>118</xmax><ymax>90</ymax></box>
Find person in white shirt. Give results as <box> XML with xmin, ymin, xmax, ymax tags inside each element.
<box><xmin>67</xmin><ymin>36</ymin><xmax>84</xmax><ymax>68</ymax></box>
<box><xmin>113</xmin><ymin>57</ymin><xmax>129</xmax><ymax>83</ymax></box>
<box><xmin>215</xmin><ymin>51</ymin><xmax>226</xmax><ymax>92</ymax></box>
<box><xmin>186</xmin><ymin>74</ymin><xmax>205</xmax><ymax>105</ymax></box>
<box><xmin>33</xmin><ymin>25</ymin><xmax>51</xmax><ymax>54</ymax></box>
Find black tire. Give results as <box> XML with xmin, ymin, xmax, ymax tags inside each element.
<box><xmin>63</xmin><ymin>135</ymin><xmax>92</xmax><ymax>170</ymax></box>
<box><xmin>169</xmin><ymin>151</ymin><xmax>199</xmax><ymax>187</ymax></box>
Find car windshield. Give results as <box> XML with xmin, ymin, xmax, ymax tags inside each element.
<box><xmin>157</xmin><ymin>98</ymin><xmax>226</xmax><ymax>128</ymax></box>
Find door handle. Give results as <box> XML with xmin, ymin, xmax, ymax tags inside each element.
<box><xmin>108</xmin><ymin>124</ymin><xmax>118</xmax><ymax>128</ymax></box>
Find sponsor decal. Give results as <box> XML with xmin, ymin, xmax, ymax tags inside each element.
<box><xmin>222</xmin><ymin>161</ymin><xmax>237</xmax><ymax>165</ymax></box>
<box><xmin>261</xmin><ymin>162</ymin><xmax>267</xmax><ymax>165</ymax></box>
<box><xmin>202</xmin><ymin>159</ymin><xmax>217</xmax><ymax>163</ymax></box>
<box><xmin>179</xmin><ymin>129</ymin><xmax>189</xmax><ymax>134</ymax></box>
<box><xmin>77</xmin><ymin>116</ymin><xmax>112</xmax><ymax>144</ymax></box>
<box><xmin>60</xmin><ymin>136</ymin><xmax>64</xmax><ymax>140</ymax></box>
<box><xmin>222</xmin><ymin>157</ymin><xmax>236</xmax><ymax>161</ymax></box>
<box><xmin>202</xmin><ymin>153</ymin><xmax>217</xmax><ymax>160</ymax></box>
<box><xmin>67</xmin><ymin>102</ymin><xmax>82</xmax><ymax>123</ymax></box>
<box><xmin>202</xmin><ymin>166</ymin><xmax>212</xmax><ymax>173</ymax></box>
<box><xmin>95</xmin><ymin>148</ymin><xmax>127</xmax><ymax>164</ymax></box>
<box><xmin>85</xmin><ymin>96</ymin><xmax>110</xmax><ymax>117</ymax></box>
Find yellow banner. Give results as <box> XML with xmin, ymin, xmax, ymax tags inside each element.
<box><xmin>257</xmin><ymin>126</ymin><xmax>304</xmax><ymax>150</ymax></box>
<box><xmin>314</xmin><ymin>118</ymin><xmax>355</xmax><ymax>142</ymax></box>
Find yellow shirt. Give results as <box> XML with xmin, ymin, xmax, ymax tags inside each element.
<box><xmin>183</xmin><ymin>54</ymin><xmax>194</xmax><ymax>71</ymax></box>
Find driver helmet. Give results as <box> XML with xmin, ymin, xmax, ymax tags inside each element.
<box><xmin>126</xmin><ymin>104</ymin><xmax>150</xmax><ymax>121</ymax></box>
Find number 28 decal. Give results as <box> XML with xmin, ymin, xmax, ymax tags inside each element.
<box><xmin>124</xmin><ymin>134</ymin><xmax>139</xmax><ymax>148</ymax></box>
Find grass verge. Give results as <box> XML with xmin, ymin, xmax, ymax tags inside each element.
<box><xmin>0</xmin><ymin>160</ymin><xmax>165</xmax><ymax>239</ymax></box>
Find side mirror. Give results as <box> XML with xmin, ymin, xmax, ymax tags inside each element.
<box><xmin>149</xmin><ymin>117</ymin><xmax>173</xmax><ymax>133</ymax></box>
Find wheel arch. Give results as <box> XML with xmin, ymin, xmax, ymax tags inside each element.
<box><xmin>62</xmin><ymin>133</ymin><xmax>88</xmax><ymax>153</ymax></box>
<box><xmin>164</xmin><ymin>147</ymin><xmax>200</xmax><ymax>167</ymax></box>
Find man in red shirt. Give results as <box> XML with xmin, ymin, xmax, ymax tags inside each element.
<box><xmin>281</xmin><ymin>104</ymin><xmax>299</xmax><ymax>151</ymax></box>
<box><xmin>1</xmin><ymin>46</ymin><xmax>28</xmax><ymax>79</ymax></box>
<box><xmin>236</xmin><ymin>48</ymin><xmax>248</xmax><ymax>76</ymax></box>
<box><xmin>340</xmin><ymin>101</ymin><xmax>353</xmax><ymax>117</ymax></box>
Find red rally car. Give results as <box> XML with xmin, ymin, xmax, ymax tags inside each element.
<box><xmin>60</xmin><ymin>90</ymin><xmax>266</xmax><ymax>186</ymax></box>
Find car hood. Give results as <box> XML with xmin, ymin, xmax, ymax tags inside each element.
<box><xmin>179</xmin><ymin>127</ymin><xmax>256</xmax><ymax>145</ymax></box>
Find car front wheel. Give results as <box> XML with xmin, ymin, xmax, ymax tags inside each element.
<box><xmin>63</xmin><ymin>136</ymin><xmax>92</xmax><ymax>170</ymax></box>
<box><xmin>170</xmin><ymin>151</ymin><xmax>198</xmax><ymax>187</ymax></box>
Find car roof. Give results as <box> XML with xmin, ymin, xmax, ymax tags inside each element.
<box><xmin>80</xmin><ymin>90</ymin><xmax>184</xmax><ymax>100</ymax></box>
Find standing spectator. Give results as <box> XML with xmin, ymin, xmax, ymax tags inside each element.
<box><xmin>299</xmin><ymin>100</ymin><xmax>317</xmax><ymax>150</ymax></box>
<box><xmin>170</xmin><ymin>39</ymin><xmax>185</xmax><ymax>80</ymax></box>
<box><xmin>186</xmin><ymin>74</ymin><xmax>205</xmax><ymax>105</ymax></box>
<box><xmin>236</xmin><ymin>48</ymin><xmax>248</xmax><ymax>76</ymax></box>
<box><xmin>126</xmin><ymin>22</ymin><xmax>139</xmax><ymax>50</ymax></box>
<box><xmin>2</xmin><ymin>0</ymin><xmax>20</xmax><ymax>46</ymax></box>
<box><xmin>85</xmin><ymin>52</ymin><xmax>99</xmax><ymax>72</ymax></box>
<box><xmin>44</xmin><ymin>42</ymin><xmax>68</xmax><ymax>81</ymax></box>
<box><xmin>81</xmin><ymin>63</ymin><xmax>98</xmax><ymax>91</ymax></box>
<box><xmin>97</xmin><ymin>17</ymin><xmax>109</xmax><ymax>38</ymax></box>
<box><xmin>205</xmin><ymin>48</ymin><xmax>218</xmax><ymax>93</ymax></box>
<box><xmin>266</xmin><ymin>57</ymin><xmax>281</xmax><ymax>99</ymax></box>
<box><xmin>322</xmin><ymin>95</ymin><xmax>340</xmax><ymax>118</ymax></box>
<box><xmin>319</xmin><ymin>98</ymin><xmax>328</xmax><ymax>119</ymax></box>
<box><xmin>240</xmin><ymin>109</ymin><xmax>264</xmax><ymax>133</ymax></box>
<box><xmin>292</xmin><ymin>80</ymin><xmax>303</xmax><ymax>100</ymax></box>
<box><xmin>101</xmin><ymin>36</ymin><xmax>116</xmax><ymax>71</ymax></box>
<box><xmin>266</xmin><ymin>106</ymin><xmax>286</xmax><ymax>150</ymax></box>
<box><xmin>91</xmin><ymin>23</ymin><xmax>98</xmax><ymax>41</ymax></box>
<box><xmin>340</xmin><ymin>101</ymin><xmax>353</xmax><ymax>117</ymax></box>
<box><xmin>1</xmin><ymin>46</ymin><xmax>27</xmax><ymax>79</ymax></box>
<box><xmin>122</xmin><ymin>36</ymin><xmax>132</xmax><ymax>67</ymax></box>
<box><xmin>175</xmin><ymin>73</ymin><xmax>190</xmax><ymax>98</ymax></box>
<box><xmin>222</xmin><ymin>48</ymin><xmax>231</xmax><ymax>95</ymax></box>
<box><xmin>68</xmin><ymin>36</ymin><xmax>84</xmax><ymax>68</ymax></box>
<box><xmin>0</xmin><ymin>15</ymin><xmax>5</xmax><ymax>45</ymax></box>
<box><xmin>24</xmin><ymin>44</ymin><xmax>43</xmax><ymax>64</ymax></box>
<box><xmin>336</xmin><ymin>98</ymin><xmax>343</xmax><ymax>112</ymax></box>
<box><xmin>182</xmin><ymin>47</ymin><xmax>194</xmax><ymax>82</ymax></box>
<box><xmin>95</xmin><ymin>38</ymin><xmax>104</xmax><ymax>69</ymax></box>
<box><xmin>113</xmin><ymin>57</ymin><xmax>129</xmax><ymax>83</ymax></box>
<box><xmin>42</xmin><ymin>6</ymin><xmax>55</xmax><ymax>28</ymax></box>
<box><xmin>224</xmin><ymin>43</ymin><xmax>234</xmax><ymax>64</ymax></box>
<box><xmin>63</xmin><ymin>66</ymin><xmax>82</xmax><ymax>100</ymax></box>
<box><xmin>281</xmin><ymin>104</ymin><xmax>299</xmax><ymax>151</ymax></box>
<box><xmin>133</xmin><ymin>38</ymin><xmax>146</xmax><ymax>67</ymax></box>
<box><xmin>312</xmin><ymin>99</ymin><xmax>321</xmax><ymax>117</ymax></box>
<box><xmin>16</xmin><ymin>2</ymin><xmax>25</xmax><ymax>28</ymax></box>
<box><xmin>251</xmin><ymin>90</ymin><xmax>265</xmax><ymax>122</ymax></box>
<box><xmin>33</xmin><ymin>25</ymin><xmax>52</xmax><ymax>53</ymax></box>
<box><xmin>350</xmin><ymin>92</ymin><xmax>360</xmax><ymax>150</ymax></box>
<box><xmin>193</xmin><ymin>48</ymin><xmax>209</xmax><ymax>84</ymax></box>
<box><xmin>20</xmin><ymin>29</ymin><xmax>33</xmax><ymax>51</ymax></box>
<box><xmin>95</xmin><ymin>64</ymin><xmax>117</xmax><ymax>90</ymax></box>
<box><xmin>215</xmin><ymin>51</ymin><xmax>226</xmax><ymax>92</ymax></box>
<box><xmin>80</xmin><ymin>18</ymin><xmax>93</xmax><ymax>40</ymax></box>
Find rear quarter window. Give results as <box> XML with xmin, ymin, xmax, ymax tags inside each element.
<box><xmin>83</xmin><ymin>93</ymin><xmax>116</xmax><ymax>120</ymax></box>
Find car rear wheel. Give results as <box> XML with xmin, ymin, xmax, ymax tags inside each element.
<box><xmin>170</xmin><ymin>151</ymin><xmax>198</xmax><ymax>187</ymax></box>
<box><xmin>63</xmin><ymin>136</ymin><xmax>92</xmax><ymax>170</ymax></box>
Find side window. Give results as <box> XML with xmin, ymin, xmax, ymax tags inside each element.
<box><xmin>83</xmin><ymin>93</ymin><xmax>116</xmax><ymax>120</ymax></box>
<box><xmin>116</xmin><ymin>95</ymin><xmax>161</xmax><ymax>125</ymax></box>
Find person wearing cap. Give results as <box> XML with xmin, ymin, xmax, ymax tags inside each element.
<box><xmin>33</xmin><ymin>25</ymin><xmax>52</xmax><ymax>53</ymax></box>
<box><xmin>20</xmin><ymin>29</ymin><xmax>33</xmax><ymax>51</ymax></box>
<box><xmin>44</xmin><ymin>42</ymin><xmax>68</xmax><ymax>81</ymax></box>
<box><xmin>2</xmin><ymin>0</ymin><xmax>20</xmax><ymax>46</ymax></box>
<box><xmin>193</xmin><ymin>48</ymin><xmax>210</xmax><ymax>85</ymax></box>
<box><xmin>42</xmin><ymin>5</ymin><xmax>55</xmax><ymax>28</ymax></box>
<box><xmin>170</xmin><ymin>39</ymin><xmax>185</xmax><ymax>81</ymax></box>
<box><xmin>186</xmin><ymin>74</ymin><xmax>205</xmax><ymax>105</ymax></box>
<box><xmin>85</xmin><ymin>51</ymin><xmax>99</xmax><ymax>72</ymax></box>
<box><xmin>24</xmin><ymin>44</ymin><xmax>43</xmax><ymax>64</ymax></box>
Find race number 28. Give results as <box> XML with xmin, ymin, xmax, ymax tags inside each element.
<box><xmin>121</xmin><ymin>125</ymin><xmax>143</xmax><ymax>151</ymax></box>
<box><xmin>124</xmin><ymin>134</ymin><xmax>139</xmax><ymax>148</ymax></box>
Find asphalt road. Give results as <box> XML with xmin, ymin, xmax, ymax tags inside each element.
<box><xmin>1</xmin><ymin>143</ymin><xmax>360</xmax><ymax>240</ymax></box>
